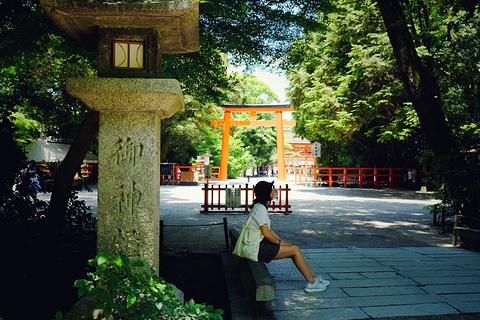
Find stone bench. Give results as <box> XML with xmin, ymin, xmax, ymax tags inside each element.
<box><xmin>228</xmin><ymin>227</ymin><xmax>276</xmax><ymax>310</ymax></box>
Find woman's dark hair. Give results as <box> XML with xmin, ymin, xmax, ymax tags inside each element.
<box><xmin>250</xmin><ymin>181</ymin><xmax>274</xmax><ymax>209</ymax></box>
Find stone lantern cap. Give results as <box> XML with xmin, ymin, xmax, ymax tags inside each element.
<box><xmin>40</xmin><ymin>0</ymin><xmax>199</xmax><ymax>54</ymax></box>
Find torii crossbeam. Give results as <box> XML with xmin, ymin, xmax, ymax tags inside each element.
<box><xmin>211</xmin><ymin>104</ymin><xmax>296</xmax><ymax>181</ymax></box>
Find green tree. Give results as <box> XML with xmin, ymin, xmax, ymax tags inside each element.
<box><xmin>0</xmin><ymin>0</ymin><xmax>96</xmax><ymax>140</ymax></box>
<box><xmin>287</xmin><ymin>0</ymin><xmax>420</xmax><ymax>167</ymax></box>
<box><xmin>416</xmin><ymin>4</ymin><xmax>480</xmax><ymax>154</ymax></box>
<box><xmin>226</xmin><ymin>73</ymin><xmax>279</xmax><ymax>104</ymax></box>
<box><xmin>160</xmin><ymin>29</ymin><xmax>231</xmax><ymax>165</ymax></box>
<box><xmin>160</xmin><ymin>0</ymin><xmax>330</xmax><ymax>167</ymax></box>
<box><xmin>0</xmin><ymin>0</ymin><xmax>98</xmax><ymax>237</ymax></box>
<box><xmin>377</xmin><ymin>0</ymin><xmax>480</xmax><ymax>216</ymax></box>
<box><xmin>9</xmin><ymin>112</ymin><xmax>42</xmax><ymax>147</ymax></box>
<box><xmin>200</xmin><ymin>0</ymin><xmax>329</xmax><ymax>65</ymax></box>
<box><xmin>0</xmin><ymin>109</ymin><xmax>27</xmax><ymax>195</ymax></box>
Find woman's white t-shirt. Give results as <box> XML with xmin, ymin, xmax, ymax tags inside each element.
<box><xmin>248</xmin><ymin>203</ymin><xmax>270</xmax><ymax>230</ymax></box>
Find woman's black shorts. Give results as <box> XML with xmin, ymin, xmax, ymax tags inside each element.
<box><xmin>257</xmin><ymin>238</ymin><xmax>280</xmax><ymax>263</ymax></box>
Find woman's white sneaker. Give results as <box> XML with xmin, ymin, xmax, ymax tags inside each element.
<box><xmin>304</xmin><ymin>281</ymin><xmax>327</xmax><ymax>292</ymax></box>
<box><xmin>315</xmin><ymin>276</ymin><xmax>330</xmax><ymax>286</ymax></box>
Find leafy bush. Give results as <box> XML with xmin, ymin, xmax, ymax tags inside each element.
<box><xmin>74</xmin><ymin>252</ymin><xmax>223</xmax><ymax>320</ymax></box>
<box><xmin>424</xmin><ymin>153</ymin><xmax>480</xmax><ymax>226</ymax></box>
<box><xmin>61</xmin><ymin>190</ymin><xmax>97</xmax><ymax>259</ymax></box>
<box><xmin>1</xmin><ymin>174</ymin><xmax>97</xmax><ymax>319</ymax></box>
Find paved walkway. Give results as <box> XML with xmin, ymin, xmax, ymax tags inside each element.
<box><xmin>258</xmin><ymin>247</ymin><xmax>480</xmax><ymax>320</ymax></box>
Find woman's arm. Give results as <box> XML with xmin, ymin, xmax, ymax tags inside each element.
<box><xmin>260</xmin><ymin>225</ymin><xmax>280</xmax><ymax>243</ymax></box>
<box><xmin>269</xmin><ymin>229</ymin><xmax>281</xmax><ymax>241</ymax></box>
<box><xmin>260</xmin><ymin>226</ymin><xmax>292</xmax><ymax>246</ymax></box>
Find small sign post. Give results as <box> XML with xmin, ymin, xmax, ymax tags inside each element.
<box><xmin>205</xmin><ymin>165</ymin><xmax>212</xmax><ymax>179</ymax></box>
<box><xmin>225</xmin><ymin>187</ymin><xmax>241</xmax><ymax>207</ymax></box>
<box><xmin>311</xmin><ymin>142</ymin><xmax>321</xmax><ymax>157</ymax></box>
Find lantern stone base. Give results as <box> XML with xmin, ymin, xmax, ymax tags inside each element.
<box><xmin>67</xmin><ymin>77</ymin><xmax>184</xmax><ymax>271</ymax></box>
<box><xmin>67</xmin><ymin>78</ymin><xmax>184</xmax><ymax>116</ymax></box>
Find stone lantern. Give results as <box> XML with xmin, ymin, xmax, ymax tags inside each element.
<box><xmin>40</xmin><ymin>0</ymin><xmax>199</xmax><ymax>271</ymax></box>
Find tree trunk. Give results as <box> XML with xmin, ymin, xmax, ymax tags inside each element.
<box><xmin>47</xmin><ymin>110</ymin><xmax>99</xmax><ymax>230</ymax></box>
<box><xmin>377</xmin><ymin>0</ymin><xmax>480</xmax><ymax>216</ymax></box>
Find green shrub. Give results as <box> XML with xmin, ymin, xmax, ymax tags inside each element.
<box><xmin>74</xmin><ymin>252</ymin><xmax>224</xmax><ymax>320</ymax></box>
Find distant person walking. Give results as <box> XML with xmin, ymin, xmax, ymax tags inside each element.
<box><xmin>246</xmin><ymin>167</ymin><xmax>253</xmax><ymax>183</ymax></box>
<box><xmin>15</xmin><ymin>160</ymin><xmax>43</xmax><ymax>196</ymax></box>
<box><xmin>407</xmin><ymin>168</ymin><xmax>414</xmax><ymax>188</ymax></box>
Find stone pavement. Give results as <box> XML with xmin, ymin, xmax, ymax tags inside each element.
<box><xmin>202</xmin><ymin>179</ymin><xmax>479</xmax><ymax>319</ymax></box>
<box><xmin>258</xmin><ymin>247</ymin><xmax>480</xmax><ymax>320</ymax></box>
<box><xmin>42</xmin><ymin>179</ymin><xmax>480</xmax><ymax>319</ymax></box>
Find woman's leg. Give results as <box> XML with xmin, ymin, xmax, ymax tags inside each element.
<box><xmin>274</xmin><ymin>245</ymin><xmax>317</xmax><ymax>283</ymax></box>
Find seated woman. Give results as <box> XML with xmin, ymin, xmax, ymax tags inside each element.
<box><xmin>248</xmin><ymin>181</ymin><xmax>330</xmax><ymax>292</ymax></box>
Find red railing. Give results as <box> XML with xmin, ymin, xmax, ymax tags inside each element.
<box><xmin>288</xmin><ymin>167</ymin><xmax>405</xmax><ymax>188</ymax></box>
<box><xmin>201</xmin><ymin>184</ymin><xmax>291</xmax><ymax>215</ymax></box>
<box><xmin>162</xmin><ymin>165</ymin><xmax>405</xmax><ymax>188</ymax></box>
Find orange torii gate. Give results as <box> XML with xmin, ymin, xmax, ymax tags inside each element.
<box><xmin>211</xmin><ymin>104</ymin><xmax>296</xmax><ymax>181</ymax></box>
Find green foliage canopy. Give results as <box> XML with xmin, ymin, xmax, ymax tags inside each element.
<box><xmin>0</xmin><ymin>1</ymin><xmax>97</xmax><ymax>144</ymax></box>
<box><xmin>287</xmin><ymin>0</ymin><xmax>419</xmax><ymax>166</ymax></box>
<box><xmin>200</xmin><ymin>0</ymin><xmax>330</xmax><ymax>65</ymax></box>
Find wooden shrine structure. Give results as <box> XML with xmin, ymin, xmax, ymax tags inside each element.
<box><xmin>211</xmin><ymin>104</ymin><xmax>296</xmax><ymax>181</ymax></box>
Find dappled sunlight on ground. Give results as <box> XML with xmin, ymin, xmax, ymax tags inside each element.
<box><xmin>279</xmin><ymin>290</ymin><xmax>324</xmax><ymax>307</ymax></box>
<box><xmin>351</xmin><ymin>220</ymin><xmax>396</xmax><ymax>229</ymax></box>
<box><xmin>334</xmin><ymin>211</ymin><xmax>379</xmax><ymax>216</ymax></box>
<box><xmin>394</xmin><ymin>221</ymin><xmax>424</xmax><ymax>227</ymax></box>
<box><xmin>301</xmin><ymin>229</ymin><xmax>327</xmax><ymax>235</ymax></box>
<box><xmin>410</xmin><ymin>229</ymin><xmax>434</xmax><ymax>235</ymax></box>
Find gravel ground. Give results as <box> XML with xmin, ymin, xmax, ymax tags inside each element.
<box><xmin>158</xmin><ymin>179</ymin><xmax>453</xmax><ymax>252</ymax></box>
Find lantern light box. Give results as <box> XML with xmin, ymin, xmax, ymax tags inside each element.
<box><xmin>113</xmin><ymin>40</ymin><xmax>145</xmax><ymax>70</ymax></box>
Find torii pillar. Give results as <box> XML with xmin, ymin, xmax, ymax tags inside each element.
<box><xmin>211</xmin><ymin>104</ymin><xmax>296</xmax><ymax>181</ymax></box>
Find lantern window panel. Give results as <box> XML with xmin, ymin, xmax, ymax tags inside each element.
<box><xmin>113</xmin><ymin>41</ymin><xmax>145</xmax><ymax>70</ymax></box>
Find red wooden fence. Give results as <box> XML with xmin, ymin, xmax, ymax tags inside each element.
<box><xmin>289</xmin><ymin>167</ymin><xmax>405</xmax><ymax>188</ymax></box>
<box><xmin>201</xmin><ymin>184</ymin><xmax>292</xmax><ymax>215</ymax></box>
<box><xmin>162</xmin><ymin>165</ymin><xmax>406</xmax><ymax>189</ymax></box>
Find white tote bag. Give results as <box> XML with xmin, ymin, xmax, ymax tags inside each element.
<box><xmin>232</xmin><ymin>210</ymin><xmax>264</xmax><ymax>261</ymax></box>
